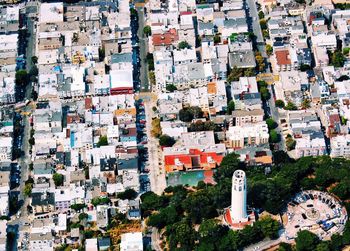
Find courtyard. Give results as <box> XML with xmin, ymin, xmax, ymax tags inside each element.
<box><xmin>284</xmin><ymin>190</ymin><xmax>348</xmax><ymax>241</ymax></box>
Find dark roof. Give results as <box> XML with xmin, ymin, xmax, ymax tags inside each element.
<box><xmin>31</xmin><ymin>192</ymin><xmax>55</xmax><ymax>206</ymax></box>
<box><xmin>128</xmin><ymin>209</ymin><xmax>141</xmax><ymax>218</ymax></box>
<box><xmin>117</xmin><ymin>157</ymin><xmax>138</xmax><ymax>171</ymax></box>
<box><xmin>100</xmin><ymin>158</ymin><xmax>117</xmax><ymax>172</ymax></box>
<box><xmin>98</xmin><ymin>237</ymin><xmax>111</xmax><ymax>248</ymax></box>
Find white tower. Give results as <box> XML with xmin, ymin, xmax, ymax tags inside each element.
<box><xmin>231</xmin><ymin>170</ymin><xmax>248</xmax><ymax>223</ymax></box>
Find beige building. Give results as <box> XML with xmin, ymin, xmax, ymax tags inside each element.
<box><xmin>226</xmin><ymin>122</ymin><xmax>269</xmax><ymax>149</ymax></box>
<box><xmin>230</xmin><ymin>109</ymin><xmax>264</xmax><ymax>126</ymax></box>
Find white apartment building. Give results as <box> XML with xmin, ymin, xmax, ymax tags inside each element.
<box><xmin>226</xmin><ymin>122</ymin><xmax>269</xmax><ymax>149</ymax></box>
<box><xmin>295</xmin><ymin>135</ymin><xmax>327</xmax><ymax>158</ymax></box>
<box><xmin>330</xmin><ymin>135</ymin><xmax>350</xmax><ymax>158</ymax></box>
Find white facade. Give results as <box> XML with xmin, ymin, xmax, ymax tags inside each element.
<box><xmin>231</xmin><ymin>170</ymin><xmax>248</xmax><ymax>223</ymax></box>
<box><xmin>330</xmin><ymin>135</ymin><xmax>350</xmax><ymax>158</ymax></box>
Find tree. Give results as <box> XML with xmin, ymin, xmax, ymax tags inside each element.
<box><xmin>146</xmin><ymin>53</ymin><xmax>154</xmax><ymax>71</ymax></box>
<box><xmin>227</xmin><ymin>66</ymin><xmax>243</xmax><ymax>82</ymax></box>
<box><xmin>91</xmin><ymin>197</ymin><xmax>110</xmax><ymax>207</ymax></box>
<box><xmin>53</xmin><ymin>173</ymin><xmax>64</xmax><ymax>187</ymax></box>
<box><xmin>31</xmin><ymin>56</ymin><xmax>38</xmax><ymax>64</ymax></box>
<box><xmin>189</xmin><ymin>106</ymin><xmax>203</xmax><ymax>119</ymax></box>
<box><xmin>244</xmin><ymin>68</ymin><xmax>255</xmax><ymax>77</ymax></box>
<box><xmin>151</xmin><ymin>118</ymin><xmax>162</xmax><ymax>138</ymax></box>
<box><xmin>117</xmin><ymin>188</ymin><xmax>138</xmax><ymax>200</ymax></box>
<box><xmin>266</xmin><ymin>118</ymin><xmax>277</xmax><ymax>130</ymax></box>
<box><xmin>258</xmin><ymin>11</ymin><xmax>265</xmax><ymax>19</ymax></box>
<box><xmin>15</xmin><ymin>70</ymin><xmax>29</xmax><ymax>86</ymax></box>
<box><xmin>260</xmin><ymin>86</ymin><xmax>271</xmax><ymax>101</ymax></box>
<box><xmin>198</xmin><ymin>219</ymin><xmax>217</xmax><ymax>238</ymax></box>
<box><xmin>24</xmin><ymin>183</ymin><xmax>33</xmax><ymax>197</ymax></box>
<box><xmin>269</xmin><ymin>129</ymin><xmax>280</xmax><ymax>143</ymax></box>
<box><xmin>255</xmin><ymin>51</ymin><xmax>265</xmax><ymax>72</ymax></box>
<box><xmin>316</xmin><ymin>242</ymin><xmax>331</xmax><ymax>251</ymax></box>
<box><xmin>262</xmin><ymin>30</ymin><xmax>270</xmax><ymax>39</ymax></box>
<box><xmin>71</xmin><ymin>203</ymin><xmax>86</xmax><ymax>211</ymax></box>
<box><xmin>285</xmin><ymin>101</ymin><xmax>298</xmax><ymax>110</ymax></box>
<box><xmin>167</xmin><ymin>219</ymin><xmax>197</xmax><ymax>250</ymax></box>
<box><xmin>301</xmin><ymin>99</ymin><xmax>311</xmax><ymax>109</ymax></box>
<box><xmin>188</xmin><ymin>121</ymin><xmax>218</xmax><ymax>132</ymax></box>
<box><xmin>143</xmin><ymin>25</ymin><xmax>152</xmax><ymax>37</ymax></box>
<box><xmin>178</xmin><ymin>41</ymin><xmax>190</xmax><ymax>49</ymax></box>
<box><xmin>213</xmin><ymin>34</ymin><xmax>221</xmax><ymax>44</ymax></box>
<box><xmin>149</xmin><ymin>71</ymin><xmax>156</xmax><ymax>86</ymax></box>
<box><xmin>213</xmin><ymin>153</ymin><xmax>241</xmax><ymax>181</ymax></box>
<box><xmin>344</xmin><ymin>47</ymin><xmax>350</xmax><ymax>56</ymax></box>
<box><xmin>227</xmin><ymin>100</ymin><xmax>235</xmax><ymax>115</ymax></box>
<box><xmin>28</xmin><ymin>137</ymin><xmax>35</xmax><ymax>145</ymax></box>
<box><xmin>179</xmin><ymin>107</ymin><xmax>203</xmax><ymax>122</ymax></box>
<box><xmin>275</xmin><ymin>99</ymin><xmax>285</xmax><ymax>108</ymax></box>
<box><xmin>286</xmin><ymin>136</ymin><xmax>296</xmax><ymax>151</ymax></box>
<box><xmin>331</xmin><ymin>50</ymin><xmax>345</xmax><ymax>68</ymax></box>
<box><xmin>278</xmin><ymin>243</ymin><xmax>293</xmax><ymax>251</ymax></box>
<box><xmin>98</xmin><ymin>47</ymin><xmax>105</xmax><ymax>62</ymax></box>
<box><xmin>97</xmin><ymin>135</ymin><xmax>108</xmax><ymax>147</ymax></box>
<box><xmin>260</xmin><ymin>19</ymin><xmax>268</xmax><ymax>30</ymax></box>
<box><xmin>159</xmin><ymin>134</ymin><xmax>176</xmax><ymax>147</ymax></box>
<box><xmin>166</xmin><ymin>84</ymin><xmax>177</xmax><ymax>92</ymax></box>
<box><xmin>295</xmin><ymin>230</ymin><xmax>320</xmax><ymax>251</ymax></box>
<box><xmin>78</xmin><ymin>212</ymin><xmax>88</xmax><ymax>221</ymax></box>
<box><xmin>330</xmin><ymin>234</ymin><xmax>343</xmax><ymax>251</ymax></box>
<box><xmin>266</xmin><ymin>44</ymin><xmax>273</xmax><ymax>56</ymax></box>
<box><xmin>255</xmin><ymin>216</ymin><xmax>280</xmax><ymax>239</ymax></box>
<box><xmin>179</xmin><ymin>109</ymin><xmax>193</xmax><ymax>122</ymax></box>
<box><xmin>148</xmin><ymin>205</ymin><xmax>179</xmax><ymax>229</ymax></box>
<box><xmin>141</xmin><ymin>192</ymin><xmax>169</xmax><ymax>215</ymax></box>
<box><xmin>300</xmin><ymin>64</ymin><xmax>311</xmax><ymax>72</ymax></box>
<box><xmin>29</xmin><ymin>66</ymin><xmax>38</xmax><ymax>77</ymax></box>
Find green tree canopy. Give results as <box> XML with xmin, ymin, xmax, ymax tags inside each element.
<box><xmin>331</xmin><ymin>50</ymin><xmax>345</xmax><ymax>68</ymax></box>
<box><xmin>269</xmin><ymin>129</ymin><xmax>280</xmax><ymax>143</ymax></box>
<box><xmin>275</xmin><ymin>99</ymin><xmax>285</xmax><ymax>108</ymax></box>
<box><xmin>117</xmin><ymin>188</ymin><xmax>138</xmax><ymax>200</ymax></box>
<box><xmin>166</xmin><ymin>84</ymin><xmax>177</xmax><ymax>92</ymax></box>
<box><xmin>143</xmin><ymin>25</ymin><xmax>152</xmax><ymax>37</ymax></box>
<box><xmin>178</xmin><ymin>41</ymin><xmax>191</xmax><ymax>49</ymax></box>
<box><xmin>227</xmin><ymin>100</ymin><xmax>235</xmax><ymax>115</ymax></box>
<box><xmin>15</xmin><ymin>70</ymin><xmax>29</xmax><ymax>86</ymax></box>
<box><xmin>97</xmin><ymin>135</ymin><xmax>108</xmax><ymax>147</ymax></box>
<box><xmin>53</xmin><ymin>173</ymin><xmax>64</xmax><ymax>187</ymax></box>
<box><xmin>159</xmin><ymin>134</ymin><xmax>176</xmax><ymax>147</ymax></box>
<box><xmin>266</xmin><ymin>118</ymin><xmax>278</xmax><ymax>130</ymax></box>
<box><xmin>285</xmin><ymin>101</ymin><xmax>298</xmax><ymax>110</ymax></box>
<box><xmin>295</xmin><ymin>230</ymin><xmax>320</xmax><ymax>251</ymax></box>
<box><xmin>266</xmin><ymin>44</ymin><xmax>273</xmax><ymax>56</ymax></box>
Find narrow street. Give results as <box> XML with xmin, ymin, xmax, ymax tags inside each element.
<box><xmin>144</xmin><ymin>97</ymin><xmax>166</xmax><ymax>195</ymax></box>
<box><xmin>137</xmin><ymin>7</ymin><xmax>149</xmax><ymax>92</ymax></box>
<box><xmin>246</xmin><ymin>0</ymin><xmax>285</xmax><ymax>151</ymax></box>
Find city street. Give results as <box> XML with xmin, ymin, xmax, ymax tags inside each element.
<box><xmin>137</xmin><ymin>7</ymin><xmax>149</xmax><ymax>92</ymax></box>
<box><xmin>144</xmin><ymin>97</ymin><xmax>166</xmax><ymax>195</ymax></box>
<box><xmin>8</xmin><ymin>3</ymin><xmax>38</xmax><ymax>234</ymax></box>
<box><xmin>246</xmin><ymin>0</ymin><xmax>285</xmax><ymax>151</ymax></box>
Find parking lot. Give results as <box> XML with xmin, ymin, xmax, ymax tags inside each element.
<box><xmin>284</xmin><ymin>190</ymin><xmax>348</xmax><ymax>241</ymax></box>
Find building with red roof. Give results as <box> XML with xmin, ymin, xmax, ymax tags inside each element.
<box><xmin>152</xmin><ymin>29</ymin><xmax>179</xmax><ymax>49</ymax></box>
<box><xmin>164</xmin><ymin>148</ymin><xmax>224</xmax><ymax>172</ymax></box>
<box><xmin>275</xmin><ymin>49</ymin><xmax>292</xmax><ymax>71</ymax></box>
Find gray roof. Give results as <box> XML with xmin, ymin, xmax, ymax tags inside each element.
<box><xmin>229</xmin><ymin>50</ymin><xmax>256</xmax><ymax>69</ymax></box>
<box><xmin>198</xmin><ymin>21</ymin><xmax>214</xmax><ymax>30</ymax></box>
<box><xmin>111</xmin><ymin>53</ymin><xmax>132</xmax><ymax>64</ymax></box>
<box><xmin>224</xmin><ymin>18</ymin><xmax>247</xmax><ymax>28</ymax></box>
<box><xmin>187</xmin><ymin>63</ymin><xmax>205</xmax><ymax>80</ymax></box>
